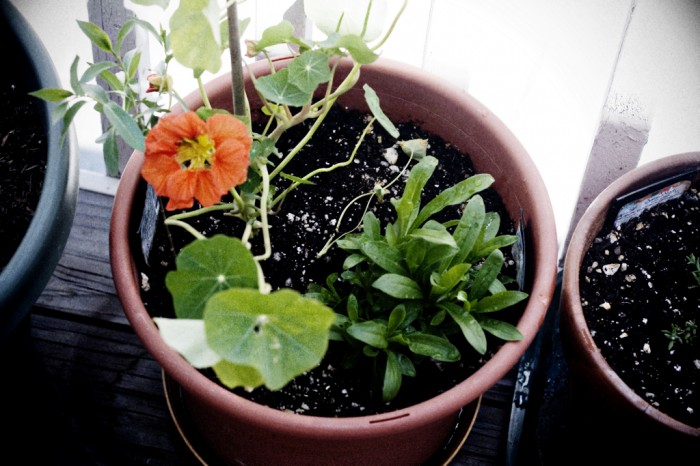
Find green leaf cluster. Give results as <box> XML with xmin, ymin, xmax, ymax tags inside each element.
<box><xmin>30</xmin><ymin>15</ymin><xmax>176</xmax><ymax>176</ymax></box>
<box><xmin>307</xmin><ymin>156</ymin><xmax>527</xmax><ymax>401</ymax></box>
<box><xmin>159</xmin><ymin>235</ymin><xmax>336</xmax><ymax>391</ymax></box>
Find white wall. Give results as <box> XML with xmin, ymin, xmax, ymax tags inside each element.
<box><xmin>10</xmin><ymin>0</ymin><xmax>700</xmax><ymax>256</ymax></box>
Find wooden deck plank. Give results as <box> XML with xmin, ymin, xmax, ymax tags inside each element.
<box><xmin>35</xmin><ymin>189</ymin><xmax>124</xmax><ymax>324</ymax></box>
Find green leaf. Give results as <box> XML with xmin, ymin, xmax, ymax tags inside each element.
<box><xmin>98</xmin><ymin>69</ymin><xmax>125</xmax><ymax>92</ymax></box>
<box><xmin>102</xmin><ymin>128</ymin><xmax>120</xmax><ymax>178</ymax></box>
<box><xmin>408</xmin><ymin>223</ymin><xmax>458</xmax><ymax>249</ymax></box>
<box><xmin>363</xmin><ymin>84</ymin><xmax>399</xmax><ymax>138</ymax></box>
<box><xmin>212</xmin><ymin>360</ymin><xmax>265</xmax><ymax>390</ymax></box>
<box><xmin>398</xmin><ymin>352</ymin><xmax>416</xmax><ymax>377</ymax></box>
<box><xmin>472</xmin><ymin>234</ymin><xmax>518</xmax><ymax>260</ymax></box>
<box><xmin>336</xmin><ymin>34</ymin><xmax>379</xmax><ymax>64</ymax></box>
<box><xmin>404</xmin><ymin>332</ymin><xmax>461</xmax><ymax>361</ymax></box>
<box><xmin>253</xmin><ymin>20</ymin><xmax>295</xmax><ymax>52</ymax></box>
<box><xmin>476</xmin><ymin>317</ymin><xmax>524</xmax><ymax>341</ymax></box>
<box><xmin>402</xmin><ymin>238</ymin><xmax>426</xmax><ymax>274</ymax></box>
<box><xmin>387</xmin><ymin>305</ymin><xmax>407</xmax><ymax>334</ymax></box>
<box><xmin>382</xmin><ymin>350</ymin><xmax>402</xmax><ymax>401</ymax></box>
<box><xmin>288</xmin><ymin>51</ymin><xmax>331</xmax><ymax>94</ymax></box>
<box><xmin>481</xmin><ymin>213</ymin><xmax>501</xmax><ymax>243</ymax></box>
<box><xmin>205</xmin><ymin>288</ymin><xmax>335</xmax><ymax>391</ymax></box>
<box><xmin>449</xmin><ymin>195</ymin><xmax>486</xmax><ymax>267</ymax></box>
<box><xmin>430</xmin><ymin>263</ymin><xmax>470</xmax><ymax>297</ymax></box>
<box><xmin>28</xmin><ymin>88</ymin><xmax>73</xmax><ymax>102</ymax></box>
<box><xmin>153</xmin><ymin>317</ymin><xmax>221</xmax><ymax>368</ymax></box>
<box><xmin>79</xmin><ymin>61</ymin><xmax>116</xmax><ymax>85</ymax></box>
<box><xmin>123</xmin><ymin>49</ymin><xmax>142</xmax><ymax>81</ymax></box>
<box><xmin>102</xmin><ymin>101</ymin><xmax>146</xmax><ymax>151</ymax></box>
<box><xmin>414</xmin><ymin>174</ymin><xmax>494</xmax><ymax>228</ymax></box>
<box><xmin>444</xmin><ymin>304</ymin><xmax>487</xmax><ymax>355</ymax></box>
<box><xmin>170</xmin><ymin>0</ymin><xmax>222</xmax><ymax>74</ymax></box>
<box><xmin>473</xmin><ymin>291</ymin><xmax>528</xmax><ymax>314</ymax></box>
<box><xmin>82</xmin><ymin>83</ymin><xmax>110</xmax><ymax>104</ymax></box>
<box><xmin>347</xmin><ymin>294</ymin><xmax>359</xmax><ymax>322</ymax></box>
<box><xmin>362</xmin><ymin>211</ymin><xmax>381</xmax><ymax>240</ymax></box>
<box><xmin>342</xmin><ymin>253</ymin><xmax>366</xmax><ymax>270</ymax></box>
<box><xmin>255</xmin><ymin>68</ymin><xmax>311</xmax><ymax>106</ymax></box>
<box><xmin>399</xmin><ymin>139</ymin><xmax>428</xmax><ymax>160</ymax></box>
<box><xmin>470</xmin><ymin>249</ymin><xmax>504</xmax><ymax>300</ymax></box>
<box><xmin>122</xmin><ymin>18</ymin><xmax>163</xmax><ymax>48</ymax></box>
<box><xmin>69</xmin><ymin>56</ymin><xmax>82</xmax><ymax>95</ymax></box>
<box><xmin>347</xmin><ymin>320</ymin><xmax>388</xmax><ymax>349</ymax></box>
<box><xmin>196</xmin><ymin>107</ymin><xmax>232</xmax><ymax>121</ymax></box>
<box><xmin>360</xmin><ymin>240</ymin><xmax>407</xmax><ymax>275</ymax></box>
<box><xmin>165</xmin><ymin>235</ymin><xmax>259</xmax><ymax>319</ymax></box>
<box><xmin>392</xmin><ymin>156</ymin><xmax>437</xmax><ymax>236</ymax></box>
<box><xmin>61</xmin><ymin>100</ymin><xmax>87</xmax><ymax>130</ymax></box>
<box><xmin>372</xmin><ymin>274</ymin><xmax>424</xmax><ymax>299</ymax></box>
<box><xmin>78</xmin><ymin>20</ymin><xmax>113</xmax><ymax>53</ymax></box>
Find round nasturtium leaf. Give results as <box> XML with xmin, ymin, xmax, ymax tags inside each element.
<box><xmin>204</xmin><ymin>288</ymin><xmax>336</xmax><ymax>390</ymax></box>
<box><xmin>165</xmin><ymin>235</ymin><xmax>259</xmax><ymax>319</ymax></box>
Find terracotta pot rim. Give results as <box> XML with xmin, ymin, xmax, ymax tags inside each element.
<box><xmin>562</xmin><ymin>151</ymin><xmax>700</xmax><ymax>436</ymax></box>
<box><xmin>110</xmin><ymin>57</ymin><xmax>558</xmax><ymax>433</ymax></box>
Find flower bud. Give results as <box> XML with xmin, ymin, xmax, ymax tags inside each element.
<box><xmin>245</xmin><ymin>39</ymin><xmax>259</xmax><ymax>58</ymax></box>
<box><xmin>146</xmin><ymin>73</ymin><xmax>173</xmax><ymax>93</ymax></box>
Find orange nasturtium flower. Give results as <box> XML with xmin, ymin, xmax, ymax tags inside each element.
<box><xmin>141</xmin><ymin>111</ymin><xmax>251</xmax><ymax>210</ymax></box>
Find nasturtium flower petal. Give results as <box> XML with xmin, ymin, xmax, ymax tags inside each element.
<box><xmin>141</xmin><ymin>111</ymin><xmax>251</xmax><ymax>210</ymax></box>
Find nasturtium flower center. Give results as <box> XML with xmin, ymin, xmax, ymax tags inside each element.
<box><xmin>177</xmin><ymin>134</ymin><xmax>216</xmax><ymax>170</ymax></box>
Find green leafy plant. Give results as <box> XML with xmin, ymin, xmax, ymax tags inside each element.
<box><xmin>686</xmin><ymin>253</ymin><xmax>700</xmax><ymax>287</ymax></box>
<box><xmin>33</xmin><ymin>0</ymin><xmax>527</xmax><ymax>403</ymax></box>
<box><xmin>307</xmin><ymin>155</ymin><xmax>525</xmax><ymax>400</ymax></box>
<box><xmin>661</xmin><ymin>254</ymin><xmax>700</xmax><ymax>350</ymax></box>
<box><xmin>661</xmin><ymin>321</ymin><xmax>697</xmax><ymax>350</ymax></box>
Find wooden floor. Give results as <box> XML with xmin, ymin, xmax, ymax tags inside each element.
<box><xmin>2</xmin><ymin>188</ymin><xmax>572</xmax><ymax>466</ymax></box>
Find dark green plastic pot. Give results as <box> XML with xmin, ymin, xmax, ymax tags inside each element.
<box><xmin>0</xmin><ymin>2</ymin><xmax>79</xmax><ymax>341</ymax></box>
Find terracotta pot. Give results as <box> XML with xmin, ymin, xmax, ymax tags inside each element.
<box><xmin>0</xmin><ymin>2</ymin><xmax>79</xmax><ymax>342</ymax></box>
<box><xmin>560</xmin><ymin>152</ymin><xmax>700</xmax><ymax>451</ymax></box>
<box><xmin>110</xmin><ymin>57</ymin><xmax>558</xmax><ymax>465</ymax></box>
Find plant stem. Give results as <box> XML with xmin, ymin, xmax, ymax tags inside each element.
<box><xmin>268</xmin><ymin>62</ymin><xmax>362</xmax><ymax>181</ymax></box>
<box><xmin>166</xmin><ymin>202</ymin><xmax>238</xmax><ymax>222</ymax></box>
<box><xmin>372</xmin><ymin>0</ymin><xmax>408</xmax><ymax>52</ymax></box>
<box><xmin>227</xmin><ymin>1</ymin><xmax>247</xmax><ymax>119</ymax></box>
<box><xmin>254</xmin><ymin>161</ymin><xmax>272</xmax><ymax>262</ymax></box>
<box><xmin>197</xmin><ymin>76</ymin><xmax>212</xmax><ymax>109</ymax></box>
<box><xmin>271</xmin><ymin>116</ymin><xmax>375</xmax><ymax>208</ymax></box>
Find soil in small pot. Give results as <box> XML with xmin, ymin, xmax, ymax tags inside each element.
<box><xmin>136</xmin><ymin>105</ymin><xmax>524</xmax><ymax>417</ymax></box>
<box><xmin>0</xmin><ymin>77</ymin><xmax>47</xmax><ymax>271</ymax></box>
<box><xmin>579</xmin><ymin>183</ymin><xmax>700</xmax><ymax>428</ymax></box>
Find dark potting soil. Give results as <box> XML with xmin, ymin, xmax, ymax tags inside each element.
<box><xmin>137</xmin><ymin>105</ymin><xmax>523</xmax><ymax>417</ymax></box>
<box><xmin>579</xmin><ymin>184</ymin><xmax>700</xmax><ymax>427</ymax></box>
<box><xmin>0</xmin><ymin>78</ymin><xmax>47</xmax><ymax>271</ymax></box>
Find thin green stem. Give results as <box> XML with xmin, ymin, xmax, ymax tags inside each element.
<box><xmin>372</xmin><ymin>0</ymin><xmax>408</xmax><ymax>52</ymax></box>
<box><xmin>166</xmin><ymin>203</ymin><xmax>238</xmax><ymax>222</ymax></box>
<box><xmin>271</xmin><ymin>116</ymin><xmax>375</xmax><ymax>208</ymax></box>
<box><xmin>317</xmin><ymin>141</ymin><xmax>419</xmax><ymax>257</ymax></box>
<box><xmin>254</xmin><ymin>162</ymin><xmax>272</xmax><ymax>262</ymax></box>
<box><xmin>164</xmin><ymin>218</ymin><xmax>207</xmax><ymax>240</ymax></box>
<box><xmin>269</xmin><ymin>62</ymin><xmax>362</xmax><ymax>181</ymax></box>
<box><xmin>197</xmin><ymin>76</ymin><xmax>212</xmax><ymax>109</ymax></box>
